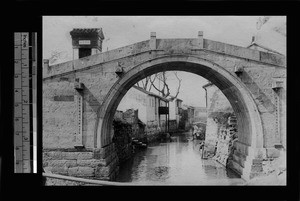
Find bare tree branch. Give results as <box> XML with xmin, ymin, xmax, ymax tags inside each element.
<box><xmin>149</xmin><ymin>74</ymin><xmax>161</xmax><ymax>93</ymax></box>
<box><xmin>135</xmin><ymin>71</ymin><xmax>182</xmax><ymax>100</ymax></box>
<box><xmin>148</xmin><ymin>74</ymin><xmax>156</xmax><ymax>92</ymax></box>
<box><xmin>144</xmin><ymin>77</ymin><xmax>150</xmax><ymax>90</ymax></box>
<box><xmin>171</xmin><ymin>72</ymin><xmax>182</xmax><ymax>100</ymax></box>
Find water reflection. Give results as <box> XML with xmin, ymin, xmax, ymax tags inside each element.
<box><xmin>115</xmin><ymin>132</ymin><xmax>245</xmax><ymax>185</ymax></box>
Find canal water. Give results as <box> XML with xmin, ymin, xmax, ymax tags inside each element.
<box><xmin>115</xmin><ymin>132</ymin><xmax>246</xmax><ymax>185</ymax></box>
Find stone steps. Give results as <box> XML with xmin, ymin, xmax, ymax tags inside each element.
<box><xmin>232</xmin><ymin>150</ymin><xmax>247</xmax><ymax>168</ymax></box>
<box><xmin>227</xmin><ymin>159</ymin><xmax>243</xmax><ymax>176</ymax></box>
<box><xmin>250</xmin><ymin>159</ymin><xmax>263</xmax><ymax>173</ymax></box>
<box><xmin>131</xmin><ymin>138</ymin><xmax>147</xmax><ymax>148</ymax></box>
<box><xmin>249</xmin><ymin>171</ymin><xmax>265</xmax><ymax>179</ymax></box>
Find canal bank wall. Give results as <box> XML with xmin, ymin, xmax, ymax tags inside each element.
<box><xmin>112</xmin><ymin>119</ymin><xmax>134</xmax><ymax>164</ymax></box>
<box><xmin>204</xmin><ymin>82</ymin><xmax>237</xmax><ymax>165</ymax></box>
<box><xmin>204</xmin><ymin>83</ymin><xmax>286</xmax><ymax>184</ymax></box>
<box><xmin>43</xmin><ymin>145</ymin><xmax>119</xmax><ymax>183</ymax></box>
<box><xmin>43</xmin><ymin>110</ymin><xmax>189</xmax><ymax>186</ymax></box>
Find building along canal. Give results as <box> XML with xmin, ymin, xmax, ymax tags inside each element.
<box><xmin>115</xmin><ymin>131</ymin><xmax>246</xmax><ymax>185</ymax></box>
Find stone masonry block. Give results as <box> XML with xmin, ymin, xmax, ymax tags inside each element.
<box><xmin>64</xmin><ymin>152</ymin><xmax>79</xmax><ymax>160</ymax></box>
<box><xmin>251</xmin><ymin>164</ymin><xmax>263</xmax><ymax>172</ymax></box>
<box><xmin>266</xmin><ymin>148</ymin><xmax>280</xmax><ymax>158</ymax></box>
<box><xmin>47</xmin><ymin>160</ymin><xmax>77</xmax><ymax>168</ymax></box>
<box><xmin>51</xmin><ymin>166</ymin><xmax>69</xmax><ymax>175</ymax></box>
<box><xmin>235</xmin><ymin>142</ymin><xmax>249</xmax><ymax>156</ymax></box>
<box><xmin>260</xmin><ymin>51</ymin><xmax>286</xmax><ymax>67</ymax></box>
<box><xmin>93</xmin><ymin>143</ymin><xmax>115</xmax><ymax>159</ymax></box>
<box><xmin>43</xmin><ymin>161</ymin><xmax>49</xmax><ymax>167</ymax></box>
<box><xmin>252</xmin><ymin>159</ymin><xmax>263</xmax><ymax>164</ymax></box>
<box><xmin>76</xmin><ymin>159</ymin><xmax>103</xmax><ymax>168</ymax></box>
<box><xmin>95</xmin><ymin>156</ymin><xmax>118</xmax><ymax>177</ymax></box>
<box><xmin>77</xmin><ymin>152</ymin><xmax>94</xmax><ymax>160</ymax></box>
<box><xmin>43</xmin><ymin>151</ymin><xmax>64</xmax><ymax>160</ymax></box>
<box><xmin>77</xmin><ymin>167</ymin><xmax>95</xmax><ymax>177</ymax></box>
<box><xmin>98</xmin><ymin>152</ymin><xmax>118</xmax><ymax>166</ymax></box>
<box><xmin>68</xmin><ymin>167</ymin><xmax>95</xmax><ymax>177</ymax></box>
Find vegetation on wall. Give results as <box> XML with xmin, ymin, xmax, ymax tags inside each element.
<box><xmin>208</xmin><ymin>111</ymin><xmax>233</xmax><ymax>126</ymax></box>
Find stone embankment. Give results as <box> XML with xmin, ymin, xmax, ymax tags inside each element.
<box><xmin>43</xmin><ymin>145</ymin><xmax>119</xmax><ymax>182</ymax></box>
<box><xmin>112</xmin><ymin>119</ymin><xmax>133</xmax><ymax>164</ymax></box>
<box><xmin>212</xmin><ymin>114</ymin><xmax>238</xmax><ymax>167</ymax></box>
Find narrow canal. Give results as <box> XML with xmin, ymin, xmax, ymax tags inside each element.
<box><xmin>115</xmin><ymin>132</ymin><xmax>246</xmax><ymax>185</ymax></box>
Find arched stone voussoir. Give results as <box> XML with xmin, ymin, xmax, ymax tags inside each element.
<box><xmin>97</xmin><ymin>54</ymin><xmax>264</xmax><ymax>155</ymax></box>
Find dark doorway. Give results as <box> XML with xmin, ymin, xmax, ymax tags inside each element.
<box><xmin>79</xmin><ymin>48</ymin><xmax>91</xmax><ymax>58</ymax></box>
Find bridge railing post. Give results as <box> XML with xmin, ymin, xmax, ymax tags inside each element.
<box><xmin>43</xmin><ymin>59</ymin><xmax>50</xmax><ymax>77</ymax></box>
<box><xmin>150</xmin><ymin>32</ymin><xmax>156</xmax><ymax>50</ymax></box>
<box><xmin>198</xmin><ymin>31</ymin><xmax>204</xmax><ymax>49</ymax></box>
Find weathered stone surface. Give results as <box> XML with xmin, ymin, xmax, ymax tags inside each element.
<box><xmin>261</xmin><ymin>112</ymin><xmax>277</xmax><ymax>147</ymax></box>
<box><xmin>64</xmin><ymin>152</ymin><xmax>79</xmax><ymax>160</ymax></box>
<box><xmin>251</xmin><ymin>165</ymin><xmax>263</xmax><ymax>173</ymax></box>
<box><xmin>93</xmin><ymin>143</ymin><xmax>115</xmax><ymax>159</ymax></box>
<box><xmin>76</xmin><ymin>159</ymin><xmax>103</xmax><ymax>168</ymax></box>
<box><xmin>260</xmin><ymin>51</ymin><xmax>286</xmax><ymax>66</ymax></box>
<box><xmin>77</xmin><ymin>152</ymin><xmax>94</xmax><ymax>160</ymax></box>
<box><xmin>266</xmin><ymin>148</ymin><xmax>280</xmax><ymax>158</ymax></box>
<box><xmin>45</xmin><ymin>178</ymin><xmax>88</xmax><ymax>186</ymax></box>
<box><xmin>51</xmin><ymin>166</ymin><xmax>69</xmax><ymax>175</ymax></box>
<box><xmin>43</xmin><ymin>151</ymin><xmax>64</xmax><ymax>160</ymax></box>
<box><xmin>68</xmin><ymin>167</ymin><xmax>95</xmax><ymax>177</ymax></box>
<box><xmin>47</xmin><ymin>160</ymin><xmax>77</xmax><ymax>168</ymax></box>
<box><xmin>95</xmin><ymin>156</ymin><xmax>118</xmax><ymax>178</ymax></box>
<box><xmin>43</xmin><ymin>37</ymin><xmax>286</xmax><ymax>182</ymax></box>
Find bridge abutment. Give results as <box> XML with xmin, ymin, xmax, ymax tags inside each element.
<box><xmin>43</xmin><ymin>144</ymin><xmax>119</xmax><ymax>181</ymax></box>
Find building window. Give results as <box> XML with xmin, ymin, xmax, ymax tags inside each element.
<box><xmin>176</xmin><ymin>100</ymin><xmax>181</xmax><ymax>108</ymax></box>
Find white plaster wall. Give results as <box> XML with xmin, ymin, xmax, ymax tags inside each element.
<box><xmin>169</xmin><ymin>101</ymin><xmax>176</xmax><ymax>120</ymax></box>
<box><xmin>117</xmin><ymin>87</ymin><xmax>148</xmax><ymax>124</ymax></box>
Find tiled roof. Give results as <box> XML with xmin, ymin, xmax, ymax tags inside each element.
<box><xmin>132</xmin><ymin>86</ymin><xmax>169</xmax><ymax>102</ymax></box>
<box><xmin>247</xmin><ymin>42</ymin><xmax>283</xmax><ymax>56</ymax></box>
<box><xmin>70</xmin><ymin>28</ymin><xmax>104</xmax><ymax>39</ymax></box>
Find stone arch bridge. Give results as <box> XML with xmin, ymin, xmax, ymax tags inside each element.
<box><xmin>43</xmin><ymin>32</ymin><xmax>286</xmax><ymax>182</ymax></box>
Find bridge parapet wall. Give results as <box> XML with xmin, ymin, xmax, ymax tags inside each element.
<box><xmin>43</xmin><ymin>38</ymin><xmax>285</xmax><ymax>80</ymax></box>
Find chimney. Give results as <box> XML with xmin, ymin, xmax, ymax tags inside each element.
<box><xmin>70</xmin><ymin>28</ymin><xmax>105</xmax><ymax>59</ymax></box>
<box><xmin>251</xmin><ymin>36</ymin><xmax>256</xmax><ymax>44</ymax></box>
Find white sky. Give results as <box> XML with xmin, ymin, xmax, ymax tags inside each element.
<box><xmin>43</xmin><ymin>16</ymin><xmax>284</xmax><ymax>107</ymax></box>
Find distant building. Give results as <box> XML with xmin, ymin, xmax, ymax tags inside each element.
<box><xmin>193</xmin><ymin>106</ymin><xmax>207</xmax><ymax>123</ymax></box>
<box><xmin>247</xmin><ymin>36</ymin><xmax>283</xmax><ymax>55</ymax></box>
<box><xmin>117</xmin><ymin>86</ymin><xmax>169</xmax><ymax>134</ymax></box>
<box><xmin>180</xmin><ymin>105</ymin><xmax>194</xmax><ymax>130</ymax></box>
<box><xmin>178</xmin><ymin>105</ymin><xmax>207</xmax><ymax>131</ymax></box>
<box><xmin>169</xmin><ymin>98</ymin><xmax>183</xmax><ymax>129</ymax></box>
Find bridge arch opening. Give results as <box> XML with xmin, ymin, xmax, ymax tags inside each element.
<box><xmin>96</xmin><ymin>55</ymin><xmax>264</xmax><ymax>162</ymax></box>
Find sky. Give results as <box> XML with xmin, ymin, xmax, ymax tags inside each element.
<box><xmin>43</xmin><ymin>16</ymin><xmax>285</xmax><ymax>107</ymax></box>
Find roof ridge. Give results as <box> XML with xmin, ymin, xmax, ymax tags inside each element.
<box><xmin>247</xmin><ymin>42</ymin><xmax>283</xmax><ymax>56</ymax></box>
<box><xmin>132</xmin><ymin>85</ymin><xmax>169</xmax><ymax>101</ymax></box>
<box><xmin>70</xmin><ymin>28</ymin><xmax>105</xmax><ymax>39</ymax></box>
